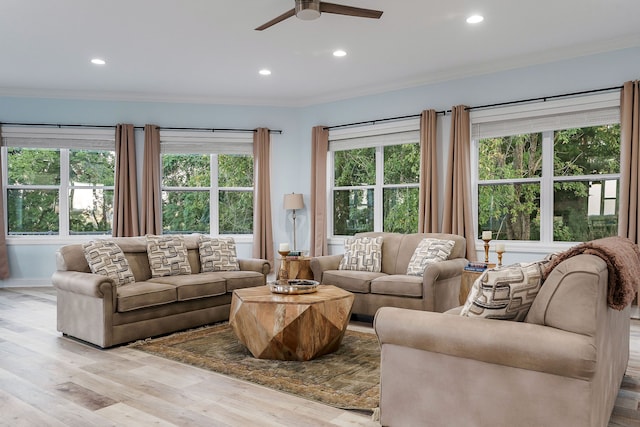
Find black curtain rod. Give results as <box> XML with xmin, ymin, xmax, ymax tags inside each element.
<box><xmin>0</xmin><ymin>122</ymin><xmax>282</xmax><ymax>134</ymax></box>
<box><xmin>326</xmin><ymin>111</ymin><xmax>446</xmax><ymax>131</ymax></box>
<box><xmin>326</xmin><ymin>84</ymin><xmax>624</xmax><ymax>130</ymax></box>
<box><xmin>465</xmin><ymin>85</ymin><xmax>623</xmax><ymax>112</ymax></box>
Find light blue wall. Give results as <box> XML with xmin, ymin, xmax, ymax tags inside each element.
<box><xmin>1</xmin><ymin>47</ymin><xmax>639</xmax><ymax>285</ymax></box>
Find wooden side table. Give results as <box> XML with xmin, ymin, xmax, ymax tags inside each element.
<box><xmin>277</xmin><ymin>256</ymin><xmax>313</xmax><ymax>280</ymax></box>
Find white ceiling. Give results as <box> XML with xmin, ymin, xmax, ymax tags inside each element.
<box><xmin>1</xmin><ymin>0</ymin><xmax>639</xmax><ymax>107</ymax></box>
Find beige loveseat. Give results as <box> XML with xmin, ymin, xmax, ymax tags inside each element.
<box><xmin>374</xmin><ymin>254</ymin><xmax>631</xmax><ymax>427</ymax></box>
<box><xmin>52</xmin><ymin>235</ymin><xmax>270</xmax><ymax>348</ymax></box>
<box><xmin>310</xmin><ymin>232</ymin><xmax>467</xmax><ymax>317</ymax></box>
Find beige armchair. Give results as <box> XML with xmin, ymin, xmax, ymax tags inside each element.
<box><xmin>374</xmin><ymin>254</ymin><xmax>630</xmax><ymax>427</ymax></box>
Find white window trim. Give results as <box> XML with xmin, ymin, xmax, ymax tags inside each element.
<box><xmin>328</xmin><ymin>118</ymin><xmax>421</xmax><ymax>239</ymax></box>
<box><xmin>470</xmin><ymin>91</ymin><xmax>621</xmax><ymax>251</ymax></box>
<box><xmin>2</xmin><ymin>126</ymin><xmax>116</xmax><ymax>243</ymax></box>
<box><xmin>160</xmin><ymin>130</ymin><xmax>254</xmax><ymax>237</ymax></box>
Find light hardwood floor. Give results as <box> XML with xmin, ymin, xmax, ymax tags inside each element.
<box><xmin>1</xmin><ymin>287</ymin><xmax>640</xmax><ymax>426</ymax></box>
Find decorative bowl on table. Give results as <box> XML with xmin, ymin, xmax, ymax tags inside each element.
<box><xmin>268</xmin><ymin>279</ymin><xmax>319</xmax><ymax>294</ymax></box>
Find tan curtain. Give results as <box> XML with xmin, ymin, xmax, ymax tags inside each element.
<box><xmin>113</xmin><ymin>124</ymin><xmax>140</xmax><ymax>237</ymax></box>
<box><xmin>418</xmin><ymin>110</ymin><xmax>439</xmax><ymax>233</ymax></box>
<box><xmin>310</xmin><ymin>126</ymin><xmax>329</xmax><ymax>256</ymax></box>
<box><xmin>253</xmin><ymin>128</ymin><xmax>274</xmax><ymax>267</ymax></box>
<box><xmin>442</xmin><ymin>105</ymin><xmax>477</xmax><ymax>261</ymax></box>
<box><xmin>141</xmin><ymin>124</ymin><xmax>162</xmax><ymax>235</ymax></box>
<box><xmin>0</xmin><ymin>127</ymin><xmax>10</xmax><ymax>279</ymax></box>
<box><xmin>619</xmin><ymin>80</ymin><xmax>640</xmax><ymax>243</ymax></box>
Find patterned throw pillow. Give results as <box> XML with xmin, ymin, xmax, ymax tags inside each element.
<box><xmin>83</xmin><ymin>240</ymin><xmax>135</xmax><ymax>287</ymax></box>
<box><xmin>146</xmin><ymin>235</ymin><xmax>192</xmax><ymax>277</ymax></box>
<box><xmin>460</xmin><ymin>261</ymin><xmax>545</xmax><ymax>321</ymax></box>
<box><xmin>338</xmin><ymin>236</ymin><xmax>383</xmax><ymax>272</ymax></box>
<box><xmin>406</xmin><ymin>238</ymin><xmax>456</xmax><ymax>276</ymax></box>
<box><xmin>199</xmin><ymin>236</ymin><xmax>240</xmax><ymax>272</ymax></box>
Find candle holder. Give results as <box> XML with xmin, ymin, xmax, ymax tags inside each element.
<box><xmin>483</xmin><ymin>238</ymin><xmax>491</xmax><ymax>264</ymax></box>
<box><xmin>496</xmin><ymin>249</ymin><xmax>504</xmax><ymax>267</ymax></box>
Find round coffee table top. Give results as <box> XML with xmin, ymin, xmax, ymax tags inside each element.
<box><xmin>232</xmin><ymin>284</ymin><xmax>352</xmax><ymax>304</ymax></box>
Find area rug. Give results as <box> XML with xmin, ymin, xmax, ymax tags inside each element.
<box><xmin>129</xmin><ymin>323</ymin><xmax>380</xmax><ymax>412</ymax></box>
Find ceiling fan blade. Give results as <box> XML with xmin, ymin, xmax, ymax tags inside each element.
<box><xmin>255</xmin><ymin>8</ymin><xmax>296</xmax><ymax>31</ymax></box>
<box><xmin>319</xmin><ymin>2</ymin><xmax>383</xmax><ymax>19</ymax></box>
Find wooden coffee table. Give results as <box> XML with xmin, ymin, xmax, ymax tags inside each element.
<box><xmin>229</xmin><ymin>284</ymin><xmax>354</xmax><ymax>361</ymax></box>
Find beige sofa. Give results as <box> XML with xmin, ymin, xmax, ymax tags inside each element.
<box><xmin>310</xmin><ymin>232</ymin><xmax>467</xmax><ymax>316</ymax></box>
<box><xmin>52</xmin><ymin>235</ymin><xmax>270</xmax><ymax>348</ymax></box>
<box><xmin>374</xmin><ymin>254</ymin><xmax>630</xmax><ymax>427</ymax></box>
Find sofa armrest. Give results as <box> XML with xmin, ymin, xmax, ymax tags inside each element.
<box><xmin>374</xmin><ymin>306</ymin><xmax>596</xmax><ymax>380</ymax></box>
<box><xmin>423</xmin><ymin>258</ymin><xmax>468</xmax><ymax>281</ymax></box>
<box><xmin>238</xmin><ymin>258</ymin><xmax>271</xmax><ymax>276</ymax></box>
<box><xmin>51</xmin><ymin>271</ymin><xmax>116</xmax><ymax>299</ymax></box>
<box><xmin>310</xmin><ymin>254</ymin><xmax>344</xmax><ymax>282</ymax></box>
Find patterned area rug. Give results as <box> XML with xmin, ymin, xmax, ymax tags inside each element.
<box><xmin>129</xmin><ymin>323</ymin><xmax>380</xmax><ymax>412</ymax></box>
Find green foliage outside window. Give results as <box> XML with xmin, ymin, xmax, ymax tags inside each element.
<box><xmin>478</xmin><ymin>124</ymin><xmax>620</xmax><ymax>242</ymax></box>
<box><xmin>333</xmin><ymin>143</ymin><xmax>420</xmax><ymax>235</ymax></box>
<box><xmin>161</xmin><ymin>153</ymin><xmax>253</xmax><ymax>234</ymax></box>
<box><xmin>6</xmin><ymin>148</ymin><xmax>114</xmax><ymax>235</ymax></box>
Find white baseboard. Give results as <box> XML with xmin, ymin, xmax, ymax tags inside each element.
<box><xmin>0</xmin><ymin>278</ymin><xmax>52</xmax><ymax>288</ymax></box>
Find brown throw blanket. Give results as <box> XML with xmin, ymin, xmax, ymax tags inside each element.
<box><xmin>543</xmin><ymin>236</ymin><xmax>640</xmax><ymax>310</ymax></box>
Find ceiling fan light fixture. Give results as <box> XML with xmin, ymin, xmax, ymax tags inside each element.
<box><xmin>295</xmin><ymin>0</ymin><xmax>321</xmax><ymax>20</ymax></box>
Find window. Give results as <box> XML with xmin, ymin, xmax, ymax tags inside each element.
<box><xmin>329</xmin><ymin>120</ymin><xmax>420</xmax><ymax>236</ymax></box>
<box><xmin>2</xmin><ymin>127</ymin><xmax>115</xmax><ymax>237</ymax></box>
<box><xmin>160</xmin><ymin>131</ymin><xmax>253</xmax><ymax>235</ymax></box>
<box><xmin>472</xmin><ymin>93</ymin><xmax>621</xmax><ymax>244</ymax></box>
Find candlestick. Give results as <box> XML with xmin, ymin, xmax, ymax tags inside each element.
<box><xmin>495</xmin><ymin>243</ymin><xmax>505</xmax><ymax>267</ymax></box>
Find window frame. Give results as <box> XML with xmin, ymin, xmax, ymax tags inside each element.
<box><xmin>1</xmin><ymin>126</ymin><xmax>116</xmax><ymax>243</ymax></box>
<box><xmin>470</xmin><ymin>92</ymin><xmax>621</xmax><ymax>253</ymax></box>
<box><xmin>328</xmin><ymin>119</ymin><xmax>421</xmax><ymax>239</ymax></box>
<box><xmin>159</xmin><ymin>130</ymin><xmax>254</xmax><ymax>238</ymax></box>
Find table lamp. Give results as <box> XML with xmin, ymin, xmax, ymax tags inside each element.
<box><xmin>284</xmin><ymin>193</ymin><xmax>304</xmax><ymax>251</ymax></box>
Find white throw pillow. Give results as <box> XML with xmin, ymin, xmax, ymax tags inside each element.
<box><xmin>460</xmin><ymin>261</ymin><xmax>545</xmax><ymax>321</ymax></box>
<box><xmin>83</xmin><ymin>240</ymin><xmax>135</xmax><ymax>286</ymax></box>
<box><xmin>199</xmin><ymin>235</ymin><xmax>240</xmax><ymax>272</ymax></box>
<box><xmin>146</xmin><ymin>234</ymin><xmax>192</xmax><ymax>277</ymax></box>
<box><xmin>338</xmin><ymin>236</ymin><xmax>383</xmax><ymax>272</ymax></box>
<box><xmin>406</xmin><ymin>238</ymin><xmax>455</xmax><ymax>276</ymax></box>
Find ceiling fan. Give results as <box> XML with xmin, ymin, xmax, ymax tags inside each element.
<box><xmin>255</xmin><ymin>0</ymin><xmax>383</xmax><ymax>31</ymax></box>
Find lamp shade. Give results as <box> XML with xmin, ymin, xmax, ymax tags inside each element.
<box><xmin>284</xmin><ymin>193</ymin><xmax>304</xmax><ymax>210</ymax></box>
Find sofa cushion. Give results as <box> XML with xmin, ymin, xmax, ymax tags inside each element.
<box><xmin>221</xmin><ymin>271</ymin><xmax>265</xmax><ymax>291</ymax></box>
<box><xmin>406</xmin><ymin>238</ymin><xmax>455</xmax><ymax>276</ymax></box>
<box><xmin>198</xmin><ymin>236</ymin><xmax>240</xmax><ymax>272</ymax></box>
<box><xmin>116</xmin><ymin>282</ymin><xmax>177</xmax><ymax>312</ymax></box>
<box><xmin>148</xmin><ymin>273</ymin><xmax>227</xmax><ymax>301</ymax></box>
<box><xmin>460</xmin><ymin>262</ymin><xmax>545</xmax><ymax>321</ymax></box>
<box><xmin>82</xmin><ymin>240</ymin><xmax>135</xmax><ymax>287</ymax></box>
<box><xmin>146</xmin><ymin>234</ymin><xmax>192</xmax><ymax>277</ymax></box>
<box><xmin>371</xmin><ymin>275</ymin><xmax>423</xmax><ymax>297</ymax></box>
<box><xmin>338</xmin><ymin>236</ymin><xmax>383</xmax><ymax>272</ymax></box>
<box><xmin>322</xmin><ymin>270</ymin><xmax>386</xmax><ymax>293</ymax></box>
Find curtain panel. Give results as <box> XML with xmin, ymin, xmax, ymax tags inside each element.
<box><xmin>619</xmin><ymin>80</ymin><xmax>640</xmax><ymax>243</ymax></box>
<box><xmin>253</xmin><ymin>128</ymin><xmax>274</xmax><ymax>268</ymax></box>
<box><xmin>113</xmin><ymin>124</ymin><xmax>140</xmax><ymax>237</ymax></box>
<box><xmin>0</xmin><ymin>127</ymin><xmax>9</xmax><ymax>279</ymax></box>
<box><xmin>310</xmin><ymin>126</ymin><xmax>329</xmax><ymax>256</ymax></box>
<box><xmin>418</xmin><ymin>110</ymin><xmax>439</xmax><ymax>233</ymax></box>
<box><xmin>141</xmin><ymin>124</ymin><xmax>162</xmax><ymax>235</ymax></box>
<box><xmin>442</xmin><ymin>105</ymin><xmax>477</xmax><ymax>261</ymax></box>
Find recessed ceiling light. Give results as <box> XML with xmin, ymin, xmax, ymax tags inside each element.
<box><xmin>91</xmin><ymin>58</ymin><xmax>106</xmax><ymax>65</ymax></box>
<box><xmin>333</xmin><ymin>49</ymin><xmax>347</xmax><ymax>57</ymax></box>
<box><xmin>466</xmin><ymin>15</ymin><xmax>484</xmax><ymax>24</ymax></box>
<box><xmin>259</xmin><ymin>69</ymin><xmax>271</xmax><ymax>76</ymax></box>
